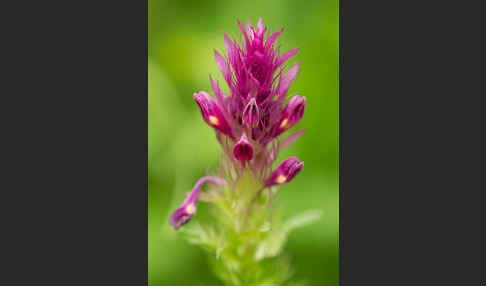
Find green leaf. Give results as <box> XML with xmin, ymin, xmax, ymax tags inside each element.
<box><xmin>180</xmin><ymin>222</ymin><xmax>218</xmax><ymax>251</ymax></box>
<box><xmin>282</xmin><ymin>209</ymin><xmax>323</xmax><ymax>232</ymax></box>
<box><xmin>254</xmin><ymin>209</ymin><xmax>323</xmax><ymax>261</ymax></box>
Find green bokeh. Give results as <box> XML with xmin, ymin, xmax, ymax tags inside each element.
<box><xmin>149</xmin><ymin>0</ymin><xmax>339</xmax><ymax>285</ymax></box>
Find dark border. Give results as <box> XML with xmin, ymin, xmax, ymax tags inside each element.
<box><xmin>6</xmin><ymin>0</ymin><xmax>149</xmax><ymax>284</ymax></box>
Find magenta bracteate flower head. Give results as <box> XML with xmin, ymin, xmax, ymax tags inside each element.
<box><xmin>170</xmin><ymin>19</ymin><xmax>305</xmax><ymax>230</ymax></box>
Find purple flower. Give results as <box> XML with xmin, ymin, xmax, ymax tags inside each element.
<box><xmin>169</xmin><ymin>176</ymin><xmax>224</xmax><ymax>230</ymax></box>
<box><xmin>194</xmin><ymin>91</ymin><xmax>234</xmax><ymax>139</ymax></box>
<box><xmin>233</xmin><ymin>132</ymin><xmax>254</xmax><ymax>163</ymax></box>
<box><xmin>265</xmin><ymin>157</ymin><xmax>304</xmax><ymax>187</ymax></box>
<box><xmin>273</xmin><ymin>95</ymin><xmax>306</xmax><ymax>137</ymax></box>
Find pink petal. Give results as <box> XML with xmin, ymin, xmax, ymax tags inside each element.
<box><xmin>265</xmin><ymin>28</ymin><xmax>284</xmax><ymax>50</ymax></box>
<box><xmin>278</xmin><ymin>62</ymin><xmax>300</xmax><ymax>98</ymax></box>
<box><xmin>257</xmin><ymin>18</ymin><xmax>264</xmax><ymax>34</ymax></box>
<box><xmin>209</xmin><ymin>75</ymin><xmax>225</xmax><ymax>106</ymax></box>
<box><xmin>279</xmin><ymin>128</ymin><xmax>305</xmax><ymax>151</ymax></box>
<box><xmin>224</xmin><ymin>32</ymin><xmax>236</xmax><ymax>58</ymax></box>
<box><xmin>246</xmin><ymin>20</ymin><xmax>255</xmax><ymax>41</ymax></box>
<box><xmin>214</xmin><ymin>50</ymin><xmax>232</xmax><ymax>87</ymax></box>
<box><xmin>276</xmin><ymin>47</ymin><xmax>299</xmax><ymax>68</ymax></box>
<box><xmin>237</xmin><ymin>21</ymin><xmax>250</xmax><ymax>49</ymax></box>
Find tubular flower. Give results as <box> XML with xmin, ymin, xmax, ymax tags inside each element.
<box><xmin>194</xmin><ymin>91</ymin><xmax>234</xmax><ymax>139</ymax></box>
<box><xmin>169</xmin><ymin>176</ymin><xmax>224</xmax><ymax>230</ymax></box>
<box><xmin>265</xmin><ymin>157</ymin><xmax>304</xmax><ymax>187</ymax></box>
<box><xmin>273</xmin><ymin>95</ymin><xmax>306</xmax><ymax>137</ymax></box>
<box><xmin>233</xmin><ymin>132</ymin><xmax>254</xmax><ymax>163</ymax></box>
<box><xmin>171</xmin><ymin>19</ymin><xmax>305</xmax><ymax>230</ymax></box>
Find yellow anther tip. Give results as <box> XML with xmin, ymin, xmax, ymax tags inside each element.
<box><xmin>209</xmin><ymin>115</ymin><xmax>219</xmax><ymax>126</ymax></box>
<box><xmin>276</xmin><ymin>174</ymin><xmax>287</xmax><ymax>184</ymax></box>
<box><xmin>186</xmin><ymin>204</ymin><xmax>196</xmax><ymax>214</ymax></box>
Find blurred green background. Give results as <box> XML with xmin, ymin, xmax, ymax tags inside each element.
<box><xmin>149</xmin><ymin>0</ymin><xmax>338</xmax><ymax>285</ymax></box>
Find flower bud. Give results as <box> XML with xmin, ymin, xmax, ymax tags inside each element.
<box><xmin>274</xmin><ymin>95</ymin><xmax>306</xmax><ymax>137</ymax></box>
<box><xmin>265</xmin><ymin>157</ymin><xmax>304</xmax><ymax>187</ymax></box>
<box><xmin>242</xmin><ymin>98</ymin><xmax>260</xmax><ymax>128</ymax></box>
<box><xmin>194</xmin><ymin>91</ymin><xmax>233</xmax><ymax>138</ymax></box>
<box><xmin>233</xmin><ymin>132</ymin><xmax>254</xmax><ymax>163</ymax></box>
<box><xmin>169</xmin><ymin>197</ymin><xmax>198</xmax><ymax>230</ymax></box>
<box><xmin>169</xmin><ymin>176</ymin><xmax>224</xmax><ymax>230</ymax></box>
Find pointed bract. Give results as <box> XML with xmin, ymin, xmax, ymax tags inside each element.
<box><xmin>277</xmin><ymin>62</ymin><xmax>300</xmax><ymax>100</ymax></box>
<box><xmin>265</xmin><ymin>28</ymin><xmax>284</xmax><ymax>50</ymax></box>
<box><xmin>276</xmin><ymin>47</ymin><xmax>299</xmax><ymax>68</ymax></box>
<box><xmin>214</xmin><ymin>50</ymin><xmax>233</xmax><ymax>89</ymax></box>
<box><xmin>279</xmin><ymin>128</ymin><xmax>306</xmax><ymax>151</ymax></box>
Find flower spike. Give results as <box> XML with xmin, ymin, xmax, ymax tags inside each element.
<box><xmin>167</xmin><ymin>19</ymin><xmax>312</xmax><ymax>286</ymax></box>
